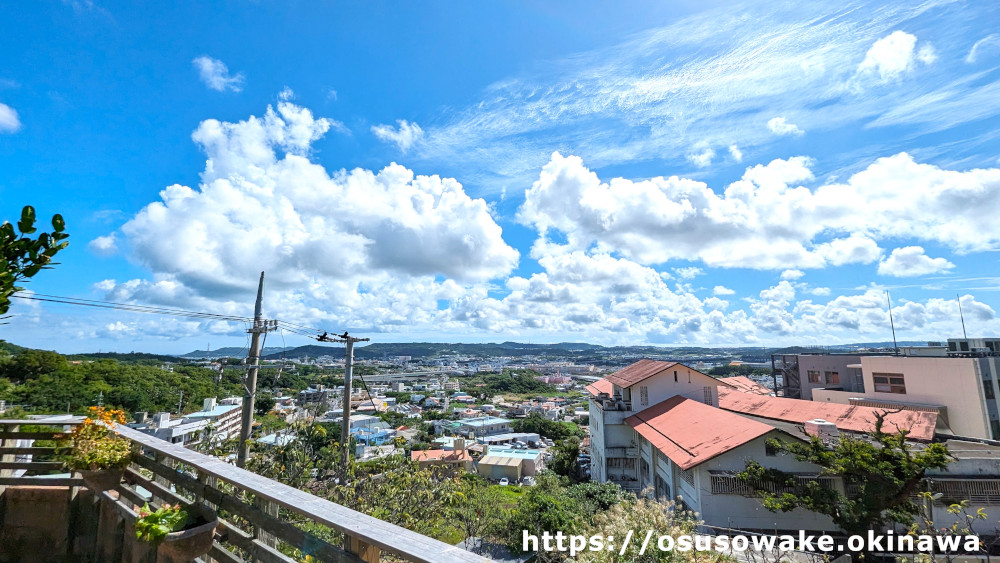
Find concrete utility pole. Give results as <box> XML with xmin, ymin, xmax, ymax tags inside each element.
<box><xmin>317</xmin><ymin>331</ymin><xmax>370</xmax><ymax>475</ymax></box>
<box><xmin>237</xmin><ymin>272</ymin><xmax>274</xmax><ymax>468</ymax></box>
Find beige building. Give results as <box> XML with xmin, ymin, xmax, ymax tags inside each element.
<box><xmin>810</xmin><ymin>355</ymin><xmax>1000</xmax><ymax>440</ymax></box>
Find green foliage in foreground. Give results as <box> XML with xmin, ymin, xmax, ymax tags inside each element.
<box><xmin>134</xmin><ymin>503</ymin><xmax>190</xmax><ymax>543</ymax></box>
<box><xmin>1</xmin><ymin>205</ymin><xmax>69</xmax><ymax>317</ymax></box>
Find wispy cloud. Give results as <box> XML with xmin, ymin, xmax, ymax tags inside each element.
<box><xmin>371</xmin><ymin>119</ymin><xmax>424</xmax><ymax>152</ymax></box>
<box><xmin>966</xmin><ymin>34</ymin><xmax>1000</xmax><ymax>64</ymax></box>
<box><xmin>192</xmin><ymin>56</ymin><xmax>245</xmax><ymax>92</ymax></box>
<box><xmin>403</xmin><ymin>0</ymin><xmax>994</xmax><ymax>194</ymax></box>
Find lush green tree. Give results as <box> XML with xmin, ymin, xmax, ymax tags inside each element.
<box><xmin>549</xmin><ymin>437</ymin><xmax>582</xmax><ymax>481</ymax></box>
<box><xmin>511</xmin><ymin>413</ymin><xmax>584</xmax><ymax>440</ymax></box>
<box><xmin>0</xmin><ymin>349</ymin><xmax>67</xmax><ymax>382</ymax></box>
<box><xmin>452</xmin><ymin>478</ymin><xmax>512</xmax><ymax>554</ymax></box>
<box><xmin>479</xmin><ymin>369</ymin><xmax>556</xmax><ymax>395</ymax></box>
<box><xmin>255</xmin><ymin>392</ymin><xmax>276</xmax><ymax>416</ymax></box>
<box><xmin>737</xmin><ymin>412</ymin><xmax>953</xmax><ymax>536</ymax></box>
<box><xmin>565</xmin><ymin>481</ymin><xmax>633</xmax><ymax>515</ymax></box>
<box><xmin>1</xmin><ymin>206</ymin><xmax>69</xmax><ymax>317</ymax></box>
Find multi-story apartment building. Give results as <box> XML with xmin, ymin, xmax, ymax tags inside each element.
<box><xmin>130</xmin><ymin>397</ymin><xmax>242</xmax><ymax>446</ymax></box>
<box><xmin>775</xmin><ymin>340</ymin><xmax>1000</xmax><ymax>440</ymax></box>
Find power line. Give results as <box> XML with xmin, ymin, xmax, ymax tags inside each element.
<box><xmin>9</xmin><ymin>292</ymin><xmax>342</xmax><ymax>340</ymax></box>
<box><xmin>11</xmin><ymin>293</ymin><xmax>252</xmax><ymax>322</ymax></box>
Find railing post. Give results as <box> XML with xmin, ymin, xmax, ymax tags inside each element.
<box><xmin>153</xmin><ymin>452</ymin><xmax>175</xmax><ymax>505</ymax></box>
<box><xmin>254</xmin><ymin>497</ymin><xmax>278</xmax><ymax>560</ymax></box>
<box><xmin>346</xmin><ymin>536</ymin><xmax>380</xmax><ymax>563</ymax></box>
<box><xmin>0</xmin><ymin>424</ymin><xmax>18</xmax><ymax>495</ymax></box>
<box><xmin>197</xmin><ymin>469</ymin><xmax>219</xmax><ymax>563</ymax></box>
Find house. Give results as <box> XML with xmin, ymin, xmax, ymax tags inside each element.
<box><xmin>476</xmin><ymin>455</ymin><xmax>522</xmax><ymax>481</ymax></box>
<box><xmin>588</xmin><ymin>359</ymin><xmax>732</xmax><ymax>491</ymax></box>
<box><xmin>481</xmin><ymin>446</ymin><xmax>545</xmax><ymax>476</ymax></box>
<box><xmin>411</xmin><ymin>441</ymin><xmax>474</xmax><ymax>474</ymax></box>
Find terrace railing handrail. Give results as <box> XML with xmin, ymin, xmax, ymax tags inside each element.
<box><xmin>1</xmin><ymin>417</ymin><xmax>489</xmax><ymax>563</ymax></box>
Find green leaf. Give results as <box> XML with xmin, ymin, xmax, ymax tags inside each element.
<box><xmin>51</xmin><ymin>214</ymin><xmax>65</xmax><ymax>232</ymax></box>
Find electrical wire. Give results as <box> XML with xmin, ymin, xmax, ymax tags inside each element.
<box><xmin>11</xmin><ymin>293</ymin><xmax>252</xmax><ymax>322</ymax></box>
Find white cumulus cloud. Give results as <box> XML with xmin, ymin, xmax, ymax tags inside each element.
<box><xmin>0</xmin><ymin>103</ymin><xmax>21</xmax><ymax>133</ymax></box>
<box><xmin>192</xmin><ymin>56</ymin><xmax>245</xmax><ymax>92</ymax></box>
<box><xmin>87</xmin><ymin>234</ymin><xmax>118</xmax><ymax>256</ymax></box>
<box><xmin>713</xmin><ymin>285</ymin><xmax>736</xmax><ymax>296</ymax></box>
<box><xmin>857</xmin><ymin>31</ymin><xmax>933</xmax><ymax>81</ymax></box>
<box><xmin>780</xmin><ymin>269</ymin><xmax>805</xmax><ymax>280</ymax></box>
<box><xmin>517</xmin><ymin>152</ymin><xmax>1000</xmax><ymax>272</ymax></box>
<box><xmin>371</xmin><ymin>119</ymin><xmax>424</xmax><ymax>152</ymax></box>
<box><xmin>877</xmin><ymin>246</ymin><xmax>955</xmax><ymax>277</ymax></box>
<box><xmin>109</xmin><ymin>100</ymin><xmax>518</xmax><ymax>333</ymax></box>
<box><xmin>767</xmin><ymin>117</ymin><xmax>803</xmax><ymax>136</ymax></box>
<box><xmin>728</xmin><ymin>144</ymin><xmax>743</xmax><ymax>162</ymax></box>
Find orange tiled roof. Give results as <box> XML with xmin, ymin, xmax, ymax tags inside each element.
<box><xmin>625</xmin><ymin>396</ymin><xmax>775</xmax><ymax>470</ymax></box>
<box><xmin>718</xmin><ymin>388</ymin><xmax>937</xmax><ymax>441</ymax></box>
<box><xmin>592</xmin><ymin>360</ymin><xmax>735</xmax><ymax>393</ymax></box>
<box><xmin>720</xmin><ymin>376</ymin><xmax>771</xmax><ymax>395</ymax></box>
<box><xmin>585</xmin><ymin>378</ymin><xmax>614</xmax><ymax>397</ymax></box>
<box><xmin>605</xmin><ymin>359</ymin><xmax>680</xmax><ymax>387</ymax></box>
<box><xmin>410</xmin><ymin>449</ymin><xmax>471</xmax><ymax>462</ymax></box>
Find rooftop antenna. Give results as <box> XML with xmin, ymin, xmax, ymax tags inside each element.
<box><xmin>957</xmin><ymin>294</ymin><xmax>968</xmax><ymax>339</ymax></box>
<box><xmin>886</xmin><ymin>291</ymin><xmax>899</xmax><ymax>355</ymax></box>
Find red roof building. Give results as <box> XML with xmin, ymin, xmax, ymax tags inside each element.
<box><xmin>626</xmin><ymin>396</ymin><xmax>777</xmax><ymax>470</ymax></box>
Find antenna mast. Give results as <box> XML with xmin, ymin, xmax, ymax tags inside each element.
<box><xmin>886</xmin><ymin>291</ymin><xmax>899</xmax><ymax>355</ymax></box>
<box><xmin>957</xmin><ymin>294</ymin><xmax>968</xmax><ymax>339</ymax></box>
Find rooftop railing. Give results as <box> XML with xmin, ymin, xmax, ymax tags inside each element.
<box><xmin>0</xmin><ymin>418</ymin><xmax>488</xmax><ymax>563</ymax></box>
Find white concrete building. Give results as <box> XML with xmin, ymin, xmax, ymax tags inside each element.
<box><xmin>589</xmin><ymin>361</ymin><xmax>1000</xmax><ymax>535</ymax></box>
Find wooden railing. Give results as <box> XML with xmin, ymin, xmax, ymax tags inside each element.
<box><xmin>0</xmin><ymin>418</ymin><xmax>488</xmax><ymax>563</ymax></box>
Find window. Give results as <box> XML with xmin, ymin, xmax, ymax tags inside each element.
<box><xmin>984</xmin><ymin>381</ymin><xmax>996</xmax><ymax>400</ymax></box>
<box><xmin>765</xmin><ymin>442</ymin><xmax>778</xmax><ymax>456</ymax></box>
<box><xmin>807</xmin><ymin>370</ymin><xmax>820</xmax><ymax>383</ymax></box>
<box><xmin>873</xmin><ymin>373</ymin><xmax>906</xmax><ymax>394</ymax></box>
<box><xmin>679</xmin><ymin>467</ymin><xmax>695</xmax><ymax>487</ymax></box>
<box><xmin>674</xmin><ymin>370</ymin><xmax>678</xmax><ymax>382</ymax></box>
<box><xmin>703</xmin><ymin>387</ymin><xmax>713</xmax><ymax>406</ymax></box>
<box><xmin>639</xmin><ymin>386</ymin><xmax>649</xmax><ymax>406</ymax></box>
<box><xmin>825</xmin><ymin>371</ymin><xmax>840</xmax><ymax>385</ymax></box>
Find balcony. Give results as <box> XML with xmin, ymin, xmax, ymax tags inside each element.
<box><xmin>0</xmin><ymin>418</ymin><xmax>487</xmax><ymax>563</ymax></box>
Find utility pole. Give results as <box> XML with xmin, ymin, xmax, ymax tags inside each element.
<box><xmin>317</xmin><ymin>331</ymin><xmax>370</xmax><ymax>475</ymax></box>
<box><xmin>177</xmin><ymin>390</ymin><xmax>183</xmax><ymax>414</ymax></box>
<box><xmin>237</xmin><ymin>272</ymin><xmax>276</xmax><ymax>468</ymax></box>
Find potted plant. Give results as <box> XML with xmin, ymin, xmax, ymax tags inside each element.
<box><xmin>134</xmin><ymin>502</ymin><xmax>219</xmax><ymax>562</ymax></box>
<box><xmin>62</xmin><ymin>406</ymin><xmax>132</xmax><ymax>490</ymax></box>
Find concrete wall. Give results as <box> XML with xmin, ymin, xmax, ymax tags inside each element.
<box><xmin>796</xmin><ymin>355</ymin><xmax>863</xmax><ymax>400</ymax></box>
<box><xmin>810</xmin><ymin>388</ymin><xmax>862</xmax><ymax>405</ymax></box>
<box><xmin>695</xmin><ymin>432</ymin><xmax>839</xmax><ymax>532</ymax></box>
<box><xmin>631</xmin><ymin>366</ymin><xmax>721</xmax><ymax>409</ymax></box>
<box><xmin>860</xmin><ymin>356</ymin><xmax>991</xmax><ymax>439</ymax></box>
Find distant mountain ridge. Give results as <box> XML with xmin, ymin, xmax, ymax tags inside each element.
<box><xmin>172</xmin><ymin>339</ymin><xmax>933</xmax><ymax>362</ymax></box>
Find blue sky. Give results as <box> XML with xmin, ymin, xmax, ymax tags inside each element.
<box><xmin>2</xmin><ymin>0</ymin><xmax>999</xmax><ymax>353</ymax></box>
